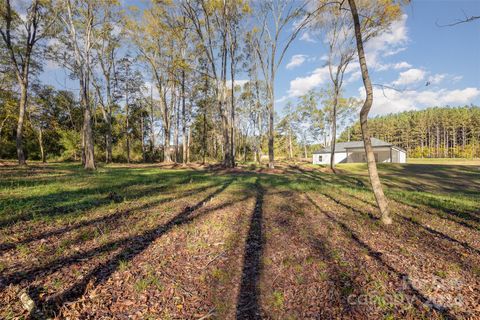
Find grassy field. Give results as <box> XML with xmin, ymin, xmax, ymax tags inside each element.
<box><xmin>0</xmin><ymin>160</ymin><xmax>479</xmax><ymax>319</ymax></box>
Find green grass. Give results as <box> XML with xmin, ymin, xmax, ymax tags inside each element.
<box><xmin>0</xmin><ymin>163</ymin><xmax>230</xmax><ymax>228</ymax></box>
<box><xmin>2</xmin><ymin>161</ymin><xmax>476</xmax><ymax>232</ymax></box>
<box><xmin>0</xmin><ymin>161</ymin><xmax>478</xmax><ymax>319</ymax></box>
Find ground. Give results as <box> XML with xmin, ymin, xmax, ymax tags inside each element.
<box><xmin>0</xmin><ymin>160</ymin><xmax>479</xmax><ymax>319</ymax></box>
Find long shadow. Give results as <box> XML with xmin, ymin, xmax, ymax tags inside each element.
<box><xmin>304</xmin><ymin>193</ymin><xmax>456</xmax><ymax>319</ymax></box>
<box><xmin>297</xmin><ymin>168</ymin><xmax>480</xmax><ymax>231</ymax></box>
<box><xmin>391</xmin><ymin>195</ymin><xmax>480</xmax><ymax>227</ymax></box>
<box><xmin>35</xmin><ymin>178</ymin><xmax>237</xmax><ymax>317</ymax></box>
<box><xmin>0</xmin><ymin>182</ymin><xmax>228</xmax><ymax>290</ymax></box>
<box><xmin>0</xmin><ymin>183</ymin><xmax>216</xmax><ymax>254</ymax></box>
<box><xmin>313</xmin><ymin>189</ymin><xmax>480</xmax><ymax>273</ymax></box>
<box><xmin>267</xmin><ymin>188</ymin><xmax>360</xmax><ymax>317</ymax></box>
<box><xmin>299</xmin><ymin>165</ymin><xmax>480</xmax><ymax>218</ymax></box>
<box><xmin>236</xmin><ymin>178</ymin><xmax>264</xmax><ymax>320</ymax></box>
<box><xmin>0</xmin><ymin>170</ymin><xmax>206</xmax><ymax>228</ymax></box>
<box><xmin>345</xmin><ymin>192</ymin><xmax>480</xmax><ymax>255</ymax></box>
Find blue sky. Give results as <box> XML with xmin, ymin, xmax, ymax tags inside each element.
<box><xmin>275</xmin><ymin>0</ymin><xmax>480</xmax><ymax>116</ymax></box>
<box><xmin>40</xmin><ymin>0</ymin><xmax>480</xmax><ymax>117</ymax></box>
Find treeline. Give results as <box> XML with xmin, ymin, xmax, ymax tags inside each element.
<box><xmin>340</xmin><ymin>106</ymin><xmax>480</xmax><ymax>158</ymax></box>
<box><xmin>0</xmin><ymin>0</ymin><xmax>413</xmax><ymax>169</ymax></box>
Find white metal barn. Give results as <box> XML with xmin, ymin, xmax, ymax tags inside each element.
<box><xmin>312</xmin><ymin>138</ymin><xmax>407</xmax><ymax>165</ymax></box>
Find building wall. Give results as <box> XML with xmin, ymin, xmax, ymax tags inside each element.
<box><xmin>347</xmin><ymin>148</ymin><xmax>392</xmax><ymax>163</ymax></box>
<box><xmin>312</xmin><ymin>152</ymin><xmax>347</xmax><ymax>165</ymax></box>
<box><xmin>313</xmin><ymin>147</ymin><xmax>406</xmax><ymax>164</ymax></box>
<box><xmin>399</xmin><ymin>150</ymin><xmax>407</xmax><ymax>163</ymax></box>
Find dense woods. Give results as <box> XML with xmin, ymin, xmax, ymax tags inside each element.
<box><xmin>1</xmin><ymin>0</ymin><xmax>476</xmax><ymax>169</ymax></box>
<box><xmin>341</xmin><ymin>106</ymin><xmax>480</xmax><ymax>158</ymax></box>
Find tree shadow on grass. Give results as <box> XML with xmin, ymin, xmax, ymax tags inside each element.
<box><xmin>344</xmin><ymin>192</ymin><xmax>480</xmax><ymax>255</ymax></box>
<box><xmin>31</xmin><ymin>178</ymin><xmax>238</xmax><ymax>317</ymax></box>
<box><xmin>0</xmin><ymin>181</ymin><xmax>232</xmax><ymax>290</ymax></box>
<box><xmin>296</xmin><ymin>168</ymin><xmax>480</xmax><ymax>231</ymax></box>
<box><xmin>304</xmin><ymin>193</ymin><xmax>456</xmax><ymax>320</ymax></box>
<box><xmin>310</xmin><ymin>189</ymin><xmax>480</xmax><ymax>278</ymax></box>
<box><xmin>268</xmin><ymin>191</ymin><xmax>361</xmax><ymax>318</ymax></box>
<box><xmin>0</xmin><ymin>170</ymin><xmax>211</xmax><ymax>229</ymax></box>
<box><xmin>0</xmin><ymin>183</ymin><xmax>217</xmax><ymax>254</ymax></box>
<box><xmin>236</xmin><ymin>178</ymin><xmax>264</xmax><ymax>320</ymax></box>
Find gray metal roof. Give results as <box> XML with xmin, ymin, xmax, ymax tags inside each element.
<box><xmin>313</xmin><ymin>138</ymin><xmax>396</xmax><ymax>154</ymax></box>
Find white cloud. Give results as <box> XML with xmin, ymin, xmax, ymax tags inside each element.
<box><xmin>286</xmin><ymin>66</ymin><xmax>331</xmax><ymax>97</ymax></box>
<box><xmin>427</xmin><ymin>73</ymin><xmax>446</xmax><ymax>85</ymax></box>
<box><xmin>346</xmin><ymin>70</ymin><xmax>362</xmax><ymax>84</ymax></box>
<box><xmin>286</xmin><ymin>54</ymin><xmax>308</xmax><ymax>70</ymax></box>
<box><xmin>365</xmin><ymin>14</ymin><xmax>409</xmax><ymax>70</ymax></box>
<box><xmin>393</xmin><ymin>61</ymin><xmax>412</xmax><ymax>70</ymax></box>
<box><xmin>358</xmin><ymin>86</ymin><xmax>480</xmax><ymax>116</ymax></box>
<box><xmin>226</xmin><ymin>79</ymin><xmax>249</xmax><ymax>88</ymax></box>
<box><xmin>392</xmin><ymin>68</ymin><xmax>426</xmax><ymax>86</ymax></box>
<box><xmin>300</xmin><ymin>31</ymin><xmax>316</xmax><ymax>43</ymax></box>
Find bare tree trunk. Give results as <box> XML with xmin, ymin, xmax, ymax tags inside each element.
<box><xmin>83</xmin><ymin>103</ymin><xmax>96</xmax><ymax>170</ymax></box>
<box><xmin>38</xmin><ymin>127</ymin><xmax>45</xmax><ymax>163</ymax></box>
<box><xmin>349</xmin><ymin>0</ymin><xmax>391</xmax><ymax>225</ymax></box>
<box><xmin>230</xmin><ymin>78</ymin><xmax>235</xmax><ymax>168</ymax></box>
<box><xmin>203</xmin><ymin>110</ymin><xmax>207</xmax><ymax>164</ymax></box>
<box><xmin>182</xmin><ymin>70</ymin><xmax>187</xmax><ymax>164</ymax></box>
<box><xmin>174</xmin><ymin>99</ymin><xmax>180</xmax><ymax>163</ymax></box>
<box><xmin>126</xmin><ymin>104</ymin><xmax>130</xmax><ymax>163</ymax></box>
<box><xmin>330</xmin><ymin>88</ymin><xmax>339</xmax><ymax>172</ymax></box>
<box><xmin>258</xmin><ymin>113</ymin><xmax>263</xmax><ymax>164</ymax></box>
<box><xmin>141</xmin><ymin>116</ymin><xmax>146</xmax><ymax>162</ymax></box>
<box><xmin>164</xmin><ymin>126</ymin><xmax>172</xmax><ymax>163</ymax></box>
<box><xmin>268</xmin><ymin>82</ymin><xmax>275</xmax><ymax>169</ymax></box>
<box><xmin>187</xmin><ymin>127</ymin><xmax>191</xmax><ymax>163</ymax></box>
<box><xmin>149</xmin><ymin>94</ymin><xmax>156</xmax><ymax>161</ymax></box>
<box><xmin>16</xmin><ymin>83</ymin><xmax>28</xmax><ymax>165</ymax></box>
<box><xmin>105</xmin><ymin>116</ymin><xmax>112</xmax><ymax>163</ymax></box>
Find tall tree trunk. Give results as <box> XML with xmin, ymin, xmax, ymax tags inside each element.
<box><xmin>330</xmin><ymin>87</ymin><xmax>339</xmax><ymax>172</ymax></box>
<box><xmin>164</xmin><ymin>125</ymin><xmax>172</xmax><ymax>163</ymax></box>
<box><xmin>149</xmin><ymin>86</ymin><xmax>156</xmax><ymax>160</ymax></box>
<box><xmin>187</xmin><ymin>127</ymin><xmax>191</xmax><ymax>163</ymax></box>
<box><xmin>349</xmin><ymin>0</ymin><xmax>391</xmax><ymax>225</ymax></box>
<box><xmin>230</xmin><ymin>55</ymin><xmax>236</xmax><ymax>168</ymax></box>
<box><xmin>83</xmin><ymin>103</ymin><xmax>96</xmax><ymax>170</ymax></box>
<box><xmin>182</xmin><ymin>70</ymin><xmax>187</xmax><ymax>164</ymax></box>
<box><xmin>38</xmin><ymin>127</ymin><xmax>45</xmax><ymax>163</ymax></box>
<box><xmin>203</xmin><ymin>110</ymin><xmax>207</xmax><ymax>164</ymax></box>
<box><xmin>268</xmin><ymin>82</ymin><xmax>275</xmax><ymax>169</ymax></box>
<box><xmin>105</xmin><ymin>116</ymin><xmax>112</xmax><ymax>163</ymax></box>
<box><xmin>174</xmin><ymin>99</ymin><xmax>180</xmax><ymax>163</ymax></box>
<box><xmin>141</xmin><ymin>116</ymin><xmax>146</xmax><ymax>162</ymax></box>
<box><xmin>80</xmin><ymin>72</ymin><xmax>96</xmax><ymax>170</ymax></box>
<box><xmin>16</xmin><ymin>83</ymin><xmax>28</xmax><ymax>165</ymax></box>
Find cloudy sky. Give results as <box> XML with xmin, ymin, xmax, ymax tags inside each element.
<box><xmin>275</xmin><ymin>0</ymin><xmax>480</xmax><ymax>116</ymax></box>
<box><xmin>40</xmin><ymin>0</ymin><xmax>480</xmax><ymax>118</ymax></box>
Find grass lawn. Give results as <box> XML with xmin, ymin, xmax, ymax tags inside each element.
<box><xmin>0</xmin><ymin>161</ymin><xmax>479</xmax><ymax>319</ymax></box>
